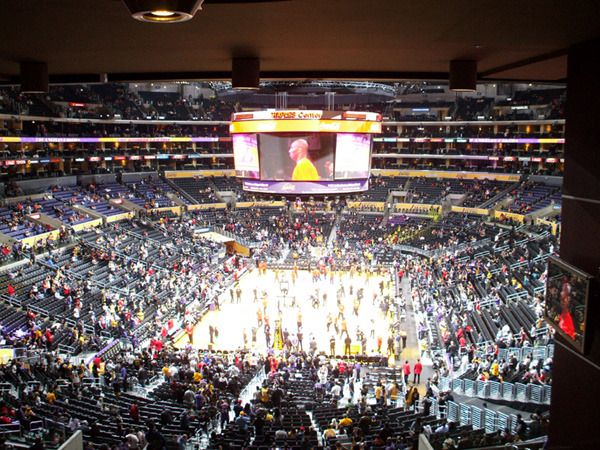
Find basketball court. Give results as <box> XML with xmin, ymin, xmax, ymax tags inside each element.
<box><xmin>175</xmin><ymin>267</ymin><xmax>403</xmax><ymax>357</ymax></box>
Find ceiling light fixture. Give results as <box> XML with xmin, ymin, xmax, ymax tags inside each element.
<box><xmin>151</xmin><ymin>10</ymin><xmax>176</xmax><ymax>16</ymax></box>
<box><xmin>122</xmin><ymin>0</ymin><xmax>204</xmax><ymax>23</ymax></box>
<box><xmin>232</xmin><ymin>57</ymin><xmax>260</xmax><ymax>90</ymax></box>
<box><xmin>449</xmin><ymin>60</ymin><xmax>477</xmax><ymax>92</ymax></box>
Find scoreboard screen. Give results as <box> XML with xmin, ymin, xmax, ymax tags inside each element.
<box><xmin>231</xmin><ymin>110</ymin><xmax>381</xmax><ymax>194</ymax></box>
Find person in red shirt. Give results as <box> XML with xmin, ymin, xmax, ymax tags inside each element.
<box><xmin>559</xmin><ymin>277</ymin><xmax>576</xmax><ymax>340</ymax></box>
<box><xmin>44</xmin><ymin>329</ymin><xmax>53</xmax><ymax>350</ymax></box>
<box><xmin>185</xmin><ymin>322</ymin><xmax>194</xmax><ymax>344</ymax></box>
<box><xmin>413</xmin><ymin>359</ymin><xmax>423</xmax><ymax>384</ymax></box>
<box><xmin>130</xmin><ymin>402</ymin><xmax>140</xmax><ymax>422</ymax></box>
<box><xmin>6</xmin><ymin>284</ymin><xmax>15</xmax><ymax>296</ymax></box>
<box><xmin>269</xmin><ymin>356</ymin><xmax>278</xmax><ymax>374</ymax></box>
<box><xmin>403</xmin><ymin>361</ymin><xmax>411</xmax><ymax>384</ymax></box>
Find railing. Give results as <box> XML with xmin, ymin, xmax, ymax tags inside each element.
<box><xmin>218</xmin><ymin>227</ymin><xmax>259</xmax><ymax>249</ymax></box>
<box><xmin>82</xmin><ymin>377</ymin><xmax>102</xmax><ymax>387</ymax></box>
<box><xmin>393</xmin><ymin>244</ymin><xmax>432</xmax><ymax>257</ymax></box>
<box><xmin>439</xmin><ymin>376</ymin><xmax>551</xmax><ymax>404</ymax></box>
<box><xmin>471</xmin><ymin>345</ymin><xmax>553</xmax><ymax>364</ymax></box>
<box><xmin>0</xmin><ymin>293</ymin><xmax>22</xmax><ymax>307</ymax></box>
<box><xmin>484</xmin><ymin>408</ymin><xmax>496</xmax><ymax>433</ymax></box>
<box><xmin>29</xmin><ymin>419</ymin><xmax>44</xmax><ymax>432</ymax></box>
<box><xmin>497</xmin><ymin>411</ymin><xmax>509</xmax><ymax>433</ymax></box>
<box><xmin>471</xmin><ymin>405</ymin><xmax>483</xmax><ymax>430</ymax></box>
<box><xmin>441</xmin><ymin>399</ymin><xmax>524</xmax><ymax>434</ymax></box>
<box><xmin>0</xmin><ymin>422</ymin><xmax>21</xmax><ymax>436</ymax></box>
<box><xmin>431</xmin><ymin>237</ymin><xmax>492</xmax><ymax>259</ymax></box>
<box><xmin>58</xmin><ymin>343</ymin><xmax>77</xmax><ymax>355</ymax></box>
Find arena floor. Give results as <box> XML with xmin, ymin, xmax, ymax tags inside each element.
<box><xmin>176</xmin><ymin>268</ymin><xmax>402</xmax><ymax>357</ymax></box>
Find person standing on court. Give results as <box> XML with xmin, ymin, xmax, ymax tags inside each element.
<box><xmin>403</xmin><ymin>360</ymin><xmax>411</xmax><ymax>384</ymax></box>
<box><xmin>344</xmin><ymin>333</ymin><xmax>352</xmax><ymax>356</ymax></box>
<box><xmin>399</xmin><ymin>329</ymin><xmax>408</xmax><ymax>349</ymax></box>
<box><xmin>185</xmin><ymin>322</ymin><xmax>194</xmax><ymax>345</ymax></box>
<box><xmin>413</xmin><ymin>359</ymin><xmax>422</xmax><ymax>384</ymax></box>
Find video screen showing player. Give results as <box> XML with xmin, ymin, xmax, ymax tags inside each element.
<box><xmin>545</xmin><ymin>260</ymin><xmax>588</xmax><ymax>350</ymax></box>
<box><xmin>334</xmin><ymin>133</ymin><xmax>371</xmax><ymax>179</ymax></box>
<box><xmin>233</xmin><ymin>134</ymin><xmax>260</xmax><ymax>179</ymax></box>
<box><xmin>259</xmin><ymin>133</ymin><xmax>335</xmax><ymax>181</ymax></box>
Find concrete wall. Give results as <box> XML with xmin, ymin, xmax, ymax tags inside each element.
<box><xmin>1</xmin><ymin>172</ymin><xmax>160</xmax><ymax>199</ymax></box>
<box><xmin>418</xmin><ymin>433</ymin><xmax>435</xmax><ymax>450</ymax></box>
<box><xmin>78</xmin><ymin>173</ymin><xmax>117</xmax><ymax>186</ymax></box>
<box><xmin>3</xmin><ymin>193</ymin><xmax>47</xmax><ymax>205</ymax></box>
<box><xmin>2</xmin><ymin>176</ymin><xmax>77</xmax><ymax>196</ymax></box>
<box><xmin>529</xmin><ymin>174</ymin><xmax>563</xmax><ymax>186</ymax></box>
<box><xmin>59</xmin><ymin>430</ymin><xmax>83</xmax><ymax>450</ymax></box>
<box><xmin>121</xmin><ymin>171</ymin><xmax>158</xmax><ymax>183</ymax></box>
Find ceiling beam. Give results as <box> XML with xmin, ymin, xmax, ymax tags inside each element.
<box><xmin>0</xmin><ymin>69</ymin><xmax>567</xmax><ymax>87</ymax></box>
<box><xmin>0</xmin><ymin>70</ymin><xmax>451</xmax><ymax>86</ymax></box>
<box><xmin>479</xmin><ymin>48</ymin><xmax>568</xmax><ymax>78</ymax></box>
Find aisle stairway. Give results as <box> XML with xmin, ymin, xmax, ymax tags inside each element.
<box><xmin>326</xmin><ymin>209</ymin><xmax>343</xmax><ymax>246</ymax></box>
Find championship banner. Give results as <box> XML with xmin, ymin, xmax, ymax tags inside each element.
<box><xmin>494</xmin><ymin>210</ymin><xmax>526</xmax><ymax>223</ymax></box>
<box><xmin>394</xmin><ymin>203</ymin><xmax>441</xmax><ymax>213</ymax></box>
<box><xmin>372</xmin><ymin>169</ymin><xmax>520</xmax><ymax>182</ymax></box>
<box><xmin>71</xmin><ymin>218</ymin><xmax>103</xmax><ymax>232</ymax></box>
<box><xmin>346</xmin><ymin>201</ymin><xmax>385</xmax><ymax>211</ymax></box>
<box><xmin>536</xmin><ymin>217</ymin><xmax>559</xmax><ymax>235</ymax></box>
<box><xmin>451</xmin><ymin>206</ymin><xmax>490</xmax><ymax>216</ymax></box>
<box><xmin>105</xmin><ymin>211</ymin><xmax>135</xmax><ymax>223</ymax></box>
<box><xmin>235</xmin><ymin>201</ymin><xmax>286</xmax><ymax>209</ymax></box>
<box><xmin>148</xmin><ymin>206</ymin><xmax>183</xmax><ymax>216</ymax></box>
<box><xmin>20</xmin><ymin>230</ymin><xmax>61</xmax><ymax>246</ymax></box>
<box><xmin>187</xmin><ymin>203</ymin><xmax>228</xmax><ymax>211</ymax></box>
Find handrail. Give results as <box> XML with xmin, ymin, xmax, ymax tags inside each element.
<box><xmin>438</xmin><ymin>375</ymin><xmax>551</xmax><ymax>405</ymax></box>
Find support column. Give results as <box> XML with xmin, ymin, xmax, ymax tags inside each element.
<box><xmin>548</xmin><ymin>38</ymin><xmax>600</xmax><ymax>450</ymax></box>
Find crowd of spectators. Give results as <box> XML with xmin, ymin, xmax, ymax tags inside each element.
<box><xmin>0</xmin><ymin>84</ymin><xmax>565</xmax><ymax>122</ymax></box>
<box><xmin>0</xmin><ymin>171</ymin><xmax>561</xmax><ymax>449</ymax></box>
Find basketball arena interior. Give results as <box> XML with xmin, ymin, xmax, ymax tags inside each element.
<box><xmin>0</xmin><ymin>1</ymin><xmax>599</xmax><ymax>450</ymax></box>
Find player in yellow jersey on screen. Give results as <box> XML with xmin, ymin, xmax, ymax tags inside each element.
<box><xmin>288</xmin><ymin>139</ymin><xmax>319</xmax><ymax>181</ymax></box>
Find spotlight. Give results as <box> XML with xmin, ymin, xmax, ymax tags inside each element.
<box><xmin>449</xmin><ymin>60</ymin><xmax>477</xmax><ymax>92</ymax></box>
<box><xmin>232</xmin><ymin>57</ymin><xmax>260</xmax><ymax>90</ymax></box>
<box><xmin>20</xmin><ymin>61</ymin><xmax>48</xmax><ymax>94</ymax></box>
<box><xmin>122</xmin><ymin>0</ymin><xmax>204</xmax><ymax>23</ymax></box>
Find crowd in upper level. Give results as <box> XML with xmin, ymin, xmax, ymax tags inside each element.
<box><xmin>0</xmin><ymin>83</ymin><xmax>564</xmax><ymax>123</ymax></box>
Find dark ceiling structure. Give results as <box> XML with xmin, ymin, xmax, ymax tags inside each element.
<box><xmin>0</xmin><ymin>0</ymin><xmax>599</xmax><ymax>85</ymax></box>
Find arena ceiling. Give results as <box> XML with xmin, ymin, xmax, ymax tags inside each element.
<box><xmin>0</xmin><ymin>0</ymin><xmax>598</xmax><ymax>84</ymax></box>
